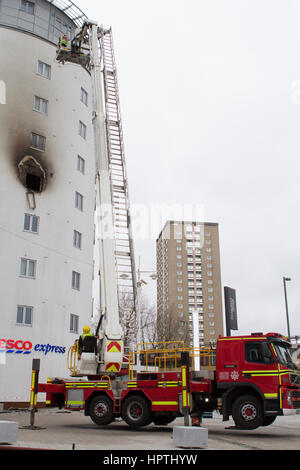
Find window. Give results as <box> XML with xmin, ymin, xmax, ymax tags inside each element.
<box><xmin>73</xmin><ymin>230</ymin><xmax>82</xmax><ymax>249</ymax></box>
<box><xmin>72</xmin><ymin>271</ymin><xmax>80</xmax><ymax>290</ymax></box>
<box><xmin>77</xmin><ymin>155</ymin><xmax>85</xmax><ymax>174</ymax></box>
<box><xmin>55</xmin><ymin>17</ymin><xmax>71</xmax><ymax>38</ymax></box>
<box><xmin>34</xmin><ymin>96</ymin><xmax>48</xmax><ymax>115</ymax></box>
<box><xmin>16</xmin><ymin>305</ymin><xmax>33</xmax><ymax>326</ymax></box>
<box><xmin>75</xmin><ymin>192</ymin><xmax>83</xmax><ymax>211</ymax></box>
<box><xmin>31</xmin><ymin>133</ymin><xmax>46</xmax><ymax>151</ymax></box>
<box><xmin>80</xmin><ymin>87</ymin><xmax>88</xmax><ymax>106</ymax></box>
<box><xmin>79</xmin><ymin>121</ymin><xmax>87</xmax><ymax>139</ymax></box>
<box><xmin>245</xmin><ymin>342</ymin><xmax>274</xmax><ymax>364</ymax></box>
<box><xmin>20</xmin><ymin>258</ymin><xmax>36</xmax><ymax>278</ymax></box>
<box><xmin>37</xmin><ymin>60</ymin><xmax>51</xmax><ymax>79</ymax></box>
<box><xmin>21</xmin><ymin>0</ymin><xmax>34</xmax><ymax>15</ymax></box>
<box><xmin>24</xmin><ymin>214</ymin><xmax>39</xmax><ymax>233</ymax></box>
<box><xmin>70</xmin><ymin>314</ymin><xmax>79</xmax><ymax>333</ymax></box>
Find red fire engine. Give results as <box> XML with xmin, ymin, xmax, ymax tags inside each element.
<box><xmin>36</xmin><ymin>332</ymin><xmax>300</xmax><ymax>430</ymax></box>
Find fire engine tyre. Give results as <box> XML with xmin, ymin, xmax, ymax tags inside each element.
<box><xmin>232</xmin><ymin>394</ymin><xmax>263</xmax><ymax>430</ymax></box>
<box><xmin>122</xmin><ymin>395</ymin><xmax>152</xmax><ymax>427</ymax></box>
<box><xmin>89</xmin><ymin>395</ymin><xmax>114</xmax><ymax>426</ymax></box>
<box><xmin>261</xmin><ymin>416</ymin><xmax>276</xmax><ymax>427</ymax></box>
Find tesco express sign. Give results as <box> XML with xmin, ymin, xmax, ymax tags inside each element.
<box><xmin>0</xmin><ymin>338</ymin><xmax>66</xmax><ymax>355</ymax></box>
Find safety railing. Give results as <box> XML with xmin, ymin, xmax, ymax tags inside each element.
<box><xmin>128</xmin><ymin>341</ymin><xmax>216</xmax><ymax>380</ymax></box>
<box><xmin>67</xmin><ymin>341</ymin><xmax>79</xmax><ymax>376</ymax></box>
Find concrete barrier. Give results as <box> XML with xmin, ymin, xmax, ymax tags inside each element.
<box><xmin>0</xmin><ymin>421</ymin><xmax>18</xmax><ymax>444</ymax></box>
<box><xmin>173</xmin><ymin>425</ymin><xmax>208</xmax><ymax>449</ymax></box>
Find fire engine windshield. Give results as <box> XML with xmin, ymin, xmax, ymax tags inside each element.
<box><xmin>272</xmin><ymin>342</ymin><xmax>297</xmax><ymax>370</ymax></box>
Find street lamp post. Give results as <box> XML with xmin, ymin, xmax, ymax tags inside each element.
<box><xmin>283</xmin><ymin>277</ymin><xmax>291</xmax><ymax>341</ymax></box>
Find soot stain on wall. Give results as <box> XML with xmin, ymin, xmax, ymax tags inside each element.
<box><xmin>10</xmin><ymin>134</ymin><xmax>54</xmax><ymax>193</ymax></box>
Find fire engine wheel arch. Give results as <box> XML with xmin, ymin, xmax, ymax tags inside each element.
<box><xmin>221</xmin><ymin>384</ymin><xmax>267</xmax><ymax>421</ymax></box>
<box><xmin>121</xmin><ymin>393</ymin><xmax>153</xmax><ymax>427</ymax></box>
<box><xmin>87</xmin><ymin>393</ymin><xmax>114</xmax><ymax>426</ymax></box>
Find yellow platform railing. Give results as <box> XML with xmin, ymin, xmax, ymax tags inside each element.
<box><xmin>128</xmin><ymin>341</ymin><xmax>216</xmax><ymax>380</ymax></box>
<box><xmin>67</xmin><ymin>341</ymin><xmax>79</xmax><ymax>376</ymax></box>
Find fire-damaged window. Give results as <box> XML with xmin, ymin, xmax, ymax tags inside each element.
<box><xmin>18</xmin><ymin>156</ymin><xmax>46</xmax><ymax>193</ymax></box>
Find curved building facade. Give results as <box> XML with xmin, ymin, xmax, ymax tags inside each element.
<box><xmin>0</xmin><ymin>0</ymin><xmax>96</xmax><ymax>403</ymax></box>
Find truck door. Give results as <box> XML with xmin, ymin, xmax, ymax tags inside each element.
<box><xmin>242</xmin><ymin>341</ymin><xmax>279</xmax><ymax>400</ymax></box>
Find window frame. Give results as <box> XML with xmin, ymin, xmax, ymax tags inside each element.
<box><xmin>33</xmin><ymin>96</ymin><xmax>49</xmax><ymax>115</ymax></box>
<box><xmin>72</xmin><ymin>270</ymin><xmax>81</xmax><ymax>290</ymax></box>
<box><xmin>37</xmin><ymin>60</ymin><xmax>51</xmax><ymax>79</ymax></box>
<box><xmin>73</xmin><ymin>230</ymin><xmax>82</xmax><ymax>249</ymax></box>
<box><xmin>20</xmin><ymin>0</ymin><xmax>35</xmax><ymax>15</ymax></box>
<box><xmin>79</xmin><ymin>121</ymin><xmax>87</xmax><ymax>139</ymax></box>
<box><xmin>70</xmin><ymin>313</ymin><xmax>79</xmax><ymax>333</ymax></box>
<box><xmin>24</xmin><ymin>213</ymin><xmax>39</xmax><ymax>234</ymax></box>
<box><xmin>20</xmin><ymin>258</ymin><xmax>36</xmax><ymax>279</ymax></box>
<box><xmin>16</xmin><ymin>305</ymin><xmax>33</xmax><ymax>326</ymax></box>
<box><xmin>75</xmin><ymin>191</ymin><xmax>83</xmax><ymax>211</ymax></box>
<box><xmin>31</xmin><ymin>132</ymin><xmax>46</xmax><ymax>152</ymax></box>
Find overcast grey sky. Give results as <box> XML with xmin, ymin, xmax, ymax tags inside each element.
<box><xmin>76</xmin><ymin>0</ymin><xmax>300</xmax><ymax>337</ymax></box>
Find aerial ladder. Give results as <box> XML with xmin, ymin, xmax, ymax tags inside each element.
<box><xmin>57</xmin><ymin>22</ymin><xmax>137</xmax><ymax>377</ymax></box>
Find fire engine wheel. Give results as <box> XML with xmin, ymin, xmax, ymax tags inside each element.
<box><xmin>122</xmin><ymin>395</ymin><xmax>152</xmax><ymax>427</ymax></box>
<box><xmin>89</xmin><ymin>395</ymin><xmax>114</xmax><ymax>426</ymax></box>
<box><xmin>232</xmin><ymin>394</ymin><xmax>263</xmax><ymax>430</ymax></box>
<box><xmin>261</xmin><ymin>416</ymin><xmax>277</xmax><ymax>427</ymax></box>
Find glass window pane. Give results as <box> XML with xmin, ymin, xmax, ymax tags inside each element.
<box><xmin>24</xmin><ymin>214</ymin><xmax>30</xmax><ymax>231</ymax></box>
<box><xmin>31</xmin><ymin>216</ymin><xmax>38</xmax><ymax>233</ymax></box>
<box><xmin>25</xmin><ymin>307</ymin><xmax>32</xmax><ymax>325</ymax></box>
<box><xmin>41</xmin><ymin>99</ymin><xmax>48</xmax><ymax>114</ymax></box>
<box><xmin>20</xmin><ymin>259</ymin><xmax>27</xmax><ymax>276</ymax></box>
<box><xmin>28</xmin><ymin>260</ymin><xmax>35</xmax><ymax>277</ymax></box>
<box><xmin>17</xmin><ymin>306</ymin><xmax>23</xmax><ymax>324</ymax></box>
<box><xmin>34</xmin><ymin>96</ymin><xmax>40</xmax><ymax>111</ymax></box>
<box><xmin>44</xmin><ymin>64</ymin><xmax>51</xmax><ymax>79</ymax></box>
<box><xmin>38</xmin><ymin>61</ymin><xmax>43</xmax><ymax>75</ymax></box>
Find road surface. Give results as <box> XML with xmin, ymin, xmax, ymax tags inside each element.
<box><xmin>1</xmin><ymin>408</ymin><xmax>300</xmax><ymax>451</ymax></box>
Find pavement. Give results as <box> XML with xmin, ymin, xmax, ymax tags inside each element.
<box><xmin>0</xmin><ymin>408</ymin><xmax>300</xmax><ymax>455</ymax></box>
